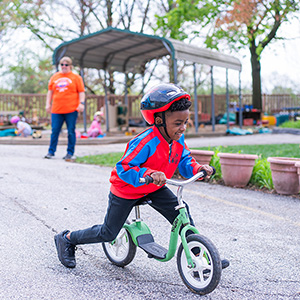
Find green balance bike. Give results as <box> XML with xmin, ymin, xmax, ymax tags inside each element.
<box><xmin>102</xmin><ymin>170</ymin><xmax>222</xmax><ymax>295</ymax></box>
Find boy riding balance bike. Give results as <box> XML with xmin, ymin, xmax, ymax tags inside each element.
<box><xmin>54</xmin><ymin>83</ymin><xmax>229</xmax><ymax>295</ymax></box>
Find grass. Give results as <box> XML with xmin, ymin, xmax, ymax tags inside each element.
<box><xmin>76</xmin><ymin>152</ymin><xmax>123</xmax><ymax>167</ymax></box>
<box><xmin>194</xmin><ymin>144</ymin><xmax>300</xmax><ymax>159</ymax></box>
<box><xmin>279</xmin><ymin>120</ymin><xmax>300</xmax><ymax>129</ymax></box>
<box><xmin>75</xmin><ymin>143</ymin><xmax>300</xmax><ymax>191</ymax></box>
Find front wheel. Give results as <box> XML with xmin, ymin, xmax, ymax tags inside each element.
<box><xmin>177</xmin><ymin>234</ymin><xmax>222</xmax><ymax>295</ymax></box>
<box><xmin>102</xmin><ymin>227</ymin><xmax>136</xmax><ymax>267</ymax></box>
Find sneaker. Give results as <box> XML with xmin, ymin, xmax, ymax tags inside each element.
<box><xmin>44</xmin><ymin>153</ymin><xmax>54</xmax><ymax>159</ymax></box>
<box><xmin>221</xmin><ymin>258</ymin><xmax>230</xmax><ymax>269</ymax></box>
<box><xmin>54</xmin><ymin>230</ymin><xmax>76</xmax><ymax>268</ymax></box>
<box><xmin>63</xmin><ymin>154</ymin><xmax>76</xmax><ymax>161</ymax></box>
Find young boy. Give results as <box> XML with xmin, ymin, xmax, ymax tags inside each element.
<box><xmin>54</xmin><ymin>83</ymin><xmax>229</xmax><ymax>270</ymax></box>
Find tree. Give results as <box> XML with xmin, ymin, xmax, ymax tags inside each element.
<box><xmin>157</xmin><ymin>0</ymin><xmax>300</xmax><ymax>109</ymax></box>
<box><xmin>3</xmin><ymin>50</ymin><xmax>53</xmax><ymax>93</ymax></box>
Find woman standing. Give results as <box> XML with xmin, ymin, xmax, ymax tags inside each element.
<box><xmin>44</xmin><ymin>56</ymin><xmax>85</xmax><ymax>160</ymax></box>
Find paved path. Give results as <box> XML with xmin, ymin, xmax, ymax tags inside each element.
<box><xmin>0</xmin><ymin>133</ymin><xmax>299</xmax><ymax>299</ymax></box>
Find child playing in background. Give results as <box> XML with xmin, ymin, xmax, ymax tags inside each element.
<box><xmin>87</xmin><ymin>111</ymin><xmax>104</xmax><ymax>138</ymax></box>
<box><xmin>10</xmin><ymin>116</ymin><xmax>32</xmax><ymax>137</ymax></box>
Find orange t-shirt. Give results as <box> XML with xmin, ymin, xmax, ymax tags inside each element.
<box><xmin>48</xmin><ymin>71</ymin><xmax>85</xmax><ymax>114</ymax></box>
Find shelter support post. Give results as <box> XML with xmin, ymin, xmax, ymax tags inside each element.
<box><xmin>239</xmin><ymin>71</ymin><xmax>242</xmax><ymax>128</ymax></box>
<box><xmin>141</xmin><ymin>73</ymin><xmax>147</xmax><ymax>127</ymax></box>
<box><xmin>104</xmin><ymin>71</ymin><xmax>110</xmax><ymax>132</ymax></box>
<box><xmin>124</xmin><ymin>73</ymin><xmax>129</xmax><ymax>131</ymax></box>
<box><xmin>211</xmin><ymin>66</ymin><xmax>215</xmax><ymax>132</ymax></box>
<box><xmin>193</xmin><ymin>63</ymin><xmax>198</xmax><ymax>133</ymax></box>
<box><xmin>226</xmin><ymin>69</ymin><xmax>229</xmax><ymax>130</ymax></box>
<box><xmin>173</xmin><ymin>58</ymin><xmax>178</xmax><ymax>84</ymax></box>
<box><xmin>124</xmin><ymin>73</ymin><xmax>128</xmax><ymax>106</ymax></box>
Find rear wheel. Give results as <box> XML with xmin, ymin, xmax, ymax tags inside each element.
<box><xmin>177</xmin><ymin>234</ymin><xmax>221</xmax><ymax>295</ymax></box>
<box><xmin>102</xmin><ymin>227</ymin><xmax>136</xmax><ymax>267</ymax></box>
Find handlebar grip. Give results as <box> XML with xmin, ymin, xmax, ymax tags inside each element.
<box><xmin>200</xmin><ymin>169</ymin><xmax>207</xmax><ymax>178</ymax></box>
<box><xmin>139</xmin><ymin>175</ymin><xmax>154</xmax><ymax>185</ymax></box>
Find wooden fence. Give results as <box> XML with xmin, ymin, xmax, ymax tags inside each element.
<box><xmin>1</xmin><ymin>93</ymin><xmax>300</xmax><ymax>125</ymax></box>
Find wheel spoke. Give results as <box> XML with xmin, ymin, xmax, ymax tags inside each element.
<box><xmin>177</xmin><ymin>235</ymin><xmax>221</xmax><ymax>294</ymax></box>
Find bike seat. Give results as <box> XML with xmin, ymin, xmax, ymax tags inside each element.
<box><xmin>135</xmin><ymin>198</ymin><xmax>152</xmax><ymax>206</ymax></box>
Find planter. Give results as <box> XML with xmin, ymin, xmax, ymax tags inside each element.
<box><xmin>217</xmin><ymin>153</ymin><xmax>258</xmax><ymax>187</ymax></box>
<box><xmin>190</xmin><ymin>150</ymin><xmax>214</xmax><ymax>165</ymax></box>
<box><xmin>267</xmin><ymin>157</ymin><xmax>300</xmax><ymax>195</ymax></box>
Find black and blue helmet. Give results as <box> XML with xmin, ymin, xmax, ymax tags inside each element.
<box><xmin>140</xmin><ymin>83</ymin><xmax>190</xmax><ymax>125</ymax></box>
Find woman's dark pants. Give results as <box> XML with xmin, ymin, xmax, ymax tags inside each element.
<box><xmin>48</xmin><ymin>111</ymin><xmax>78</xmax><ymax>155</ymax></box>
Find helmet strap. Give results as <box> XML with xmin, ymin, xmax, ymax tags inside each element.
<box><xmin>155</xmin><ymin>112</ymin><xmax>171</xmax><ymax>140</ymax></box>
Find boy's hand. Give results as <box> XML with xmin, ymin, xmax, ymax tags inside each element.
<box><xmin>198</xmin><ymin>165</ymin><xmax>214</xmax><ymax>178</ymax></box>
<box><xmin>151</xmin><ymin>171</ymin><xmax>166</xmax><ymax>186</ymax></box>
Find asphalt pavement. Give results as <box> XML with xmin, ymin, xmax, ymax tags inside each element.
<box><xmin>0</xmin><ymin>133</ymin><xmax>299</xmax><ymax>299</ymax></box>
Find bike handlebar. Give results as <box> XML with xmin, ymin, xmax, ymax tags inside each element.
<box><xmin>139</xmin><ymin>166</ymin><xmax>215</xmax><ymax>187</ymax></box>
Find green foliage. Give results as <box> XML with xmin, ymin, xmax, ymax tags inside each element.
<box><xmin>2</xmin><ymin>50</ymin><xmax>53</xmax><ymax>93</ymax></box>
<box><xmin>156</xmin><ymin>0</ymin><xmax>300</xmax><ymax>109</ymax></box>
<box><xmin>156</xmin><ymin>0</ymin><xmax>225</xmax><ymax>40</ymax></box>
<box><xmin>250</xmin><ymin>158</ymin><xmax>273</xmax><ymax>190</ymax></box>
<box><xmin>207</xmin><ymin>146</ymin><xmax>222</xmax><ymax>181</ymax></box>
<box><xmin>0</xmin><ymin>0</ymin><xmax>45</xmax><ymax>35</ymax></box>
<box><xmin>279</xmin><ymin>120</ymin><xmax>300</xmax><ymax>129</ymax></box>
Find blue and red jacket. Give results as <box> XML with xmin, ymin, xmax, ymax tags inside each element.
<box><xmin>110</xmin><ymin>126</ymin><xmax>201</xmax><ymax>199</ymax></box>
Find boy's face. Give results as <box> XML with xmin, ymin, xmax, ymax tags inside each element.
<box><xmin>156</xmin><ymin>109</ymin><xmax>189</xmax><ymax>143</ymax></box>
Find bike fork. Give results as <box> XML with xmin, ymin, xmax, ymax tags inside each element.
<box><xmin>180</xmin><ymin>224</ymin><xmax>200</xmax><ymax>268</ymax></box>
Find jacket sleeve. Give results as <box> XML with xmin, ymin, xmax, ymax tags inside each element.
<box><xmin>178</xmin><ymin>142</ymin><xmax>201</xmax><ymax>178</ymax></box>
<box><xmin>115</xmin><ymin>135</ymin><xmax>160</xmax><ymax>187</ymax></box>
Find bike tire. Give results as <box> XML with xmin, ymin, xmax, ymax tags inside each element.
<box><xmin>102</xmin><ymin>227</ymin><xmax>137</xmax><ymax>267</ymax></box>
<box><xmin>177</xmin><ymin>234</ymin><xmax>222</xmax><ymax>295</ymax></box>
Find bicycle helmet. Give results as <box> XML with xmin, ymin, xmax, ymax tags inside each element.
<box><xmin>140</xmin><ymin>83</ymin><xmax>190</xmax><ymax>125</ymax></box>
<box><xmin>10</xmin><ymin>116</ymin><xmax>20</xmax><ymax>124</ymax></box>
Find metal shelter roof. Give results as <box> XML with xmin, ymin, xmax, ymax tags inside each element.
<box><xmin>53</xmin><ymin>27</ymin><xmax>242</xmax><ymax>72</ymax></box>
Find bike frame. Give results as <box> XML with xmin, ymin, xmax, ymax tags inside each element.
<box><xmin>124</xmin><ymin>171</ymin><xmax>206</xmax><ymax>268</ymax></box>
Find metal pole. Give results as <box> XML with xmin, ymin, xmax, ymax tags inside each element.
<box><xmin>141</xmin><ymin>72</ymin><xmax>146</xmax><ymax>127</ymax></box>
<box><xmin>104</xmin><ymin>70</ymin><xmax>109</xmax><ymax>132</ymax></box>
<box><xmin>124</xmin><ymin>73</ymin><xmax>129</xmax><ymax>131</ymax></box>
<box><xmin>124</xmin><ymin>73</ymin><xmax>128</xmax><ymax>106</ymax></box>
<box><xmin>211</xmin><ymin>66</ymin><xmax>215</xmax><ymax>132</ymax></box>
<box><xmin>239</xmin><ymin>71</ymin><xmax>242</xmax><ymax>128</ymax></box>
<box><xmin>226</xmin><ymin>68</ymin><xmax>229</xmax><ymax>131</ymax></box>
<box><xmin>193</xmin><ymin>63</ymin><xmax>198</xmax><ymax>133</ymax></box>
<box><xmin>173</xmin><ymin>58</ymin><xmax>178</xmax><ymax>84</ymax></box>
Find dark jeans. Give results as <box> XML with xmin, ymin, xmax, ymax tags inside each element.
<box><xmin>69</xmin><ymin>186</ymin><xmax>194</xmax><ymax>245</ymax></box>
<box><xmin>48</xmin><ymin>111</ymin><xmax>78</xmax><ymax>155</ymax></box>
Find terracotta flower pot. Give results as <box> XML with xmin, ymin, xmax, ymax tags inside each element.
<box><xmin>217</xmin><ymin>153</ymin><xmax>258</xmax><ymax>187</ymax></box>
<box><xmin>190</xmin><ymin>150</ymin><xmax>214</xmax><ymax>165</ymax></box>
<box><xmin>267</xmin><ymin>157</ymin><xmax>300</xmax><ymax>195</ymax></box>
